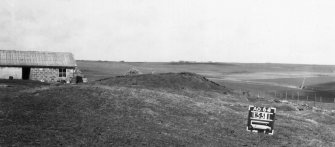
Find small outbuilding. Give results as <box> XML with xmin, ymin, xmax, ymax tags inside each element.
<box><xmin>0</xmin><ymin>50</ymin><xmax>77</xmax><ymax>83</ymax></box>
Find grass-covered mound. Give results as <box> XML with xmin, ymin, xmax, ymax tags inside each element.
<box><xmin>0</xmin><ymin>76</ymin><xmax>335</xmax><ymax>146</ymax></box>
<box><xmin>1</xmin><ymin>83</ymin><xmax>334</xmax><ymax>146</ymax></box>
<box><xmin>0</xmin><ymin>85</ymin><xmax>242</xmax><ymax>146</ymax></box>
<box><xmin>97</xmin><ymin>72</ymin><xmax>229</xmax><ymax>93</ymax></box>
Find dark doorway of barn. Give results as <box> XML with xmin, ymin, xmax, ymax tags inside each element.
<box><xmin>22</xmin><ymin>67</ymin><xmax>31</xmax><ymax>80</ymax></box>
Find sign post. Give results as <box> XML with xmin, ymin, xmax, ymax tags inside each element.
<box><xmin>247</xmin><ymin>105</ymin><xmax>276</xmax><ymax>135</ymax></box>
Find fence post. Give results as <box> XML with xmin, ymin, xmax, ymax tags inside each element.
<box><xmin>320</xmin><ymin>96</ymin><xmax>323</xmax><ymax>109</ymax></box>
<box><xmin>297</xmin><ymin>92</ymin><xmax>300</xmax><ymax>102</ymax></box>
<box><xmin>257</xmin><ymin>91</ymin><xmax>260</xmax><ymax>98</ymax></box>
<box><xmin>307</xmin><ymin>95</ymin><xmax>309</xmax><ymax>101</ymax></box>
<box><xmin>239</xmin><ymin>89</ymin><xmax>241</xmax><ymax>99</ymax></box>
<box><xmin>286</xmin><ymin>91</ymin><xmax>288</xmax><ymax>100</ymax></box>
<box><xmin>314</xmin><ymin>92</ymin><xmax>316</xmax><ymax>107</ymax></box>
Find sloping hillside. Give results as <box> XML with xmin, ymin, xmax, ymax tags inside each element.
<box><xmin>0</xmin><ymin>76</ymin><xmax>335</xmax><ymax>146</ymax></box>
<box><xmin>0</xmin><ymin>85</ymin><xmax>242</xmax><ymax>146</ymax></box>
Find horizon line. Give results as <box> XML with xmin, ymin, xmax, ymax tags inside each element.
<box><xmin>75</xmin><ymin>59</ymin><xmax>335</xmax><ymax>66</ymax></box>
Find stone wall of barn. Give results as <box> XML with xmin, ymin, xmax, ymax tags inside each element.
<box><xmin>0</xmin><ymin>67</ymin><xmax>22</xmax><ymax>79</ymax></box>
<box><xmin>30</xmin><ymin>68</ymin><xmax>75</xmax><ymax>82</ymax></box>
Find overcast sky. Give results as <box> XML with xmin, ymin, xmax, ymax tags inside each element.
<box><xmin>1</xmin><ymin>0</ymin><xmax>335</xmax><ymax>64</ymax></box>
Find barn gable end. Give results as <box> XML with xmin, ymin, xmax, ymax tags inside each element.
<box><xmin>0</xmin><ymin>67</ymin><xmax>22</xmax><ymax>79</ymax></box>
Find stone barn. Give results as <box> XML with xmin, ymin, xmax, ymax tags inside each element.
<box><xmin>0</xmin><ymin>50</ymin><xmax>77</xmax><ymax>83</ymax></box>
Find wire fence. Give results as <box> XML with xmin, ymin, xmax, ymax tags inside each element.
<box><xmin>236</xmin><ymin>89</ymin><xmax>335</xmax><ymax>110</ymax></box>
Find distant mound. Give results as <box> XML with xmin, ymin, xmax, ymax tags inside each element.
<box><xmin>97</xmin><ymin>72</ymin><xmax>229</xmax><ymax>93</ymax></box>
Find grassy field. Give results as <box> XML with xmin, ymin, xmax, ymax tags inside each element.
<box><xmin>77</xmin><ymin>60</ymin><xmax>335</xmax><ymax>81</ymax></box>
<box><xmin>78</xmin><ymin>60</ymin><xmax>335</xmax><ymax>102</ymax></box>
<box><xmin>1</xmin><ymin>61</ymin><xmax>335</xmax><ymax>146</ymax></box>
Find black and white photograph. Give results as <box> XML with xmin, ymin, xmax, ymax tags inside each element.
<box><xmin>0</xmin><ymin>0</ymin><xmax>335</xmax><ymax>146</ymax></box>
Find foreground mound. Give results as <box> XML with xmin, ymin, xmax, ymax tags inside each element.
<box><xmin>1</xmin><ymin>84</ymin><xmax>334</xmax><ymax>146</ymax></box>
<box><xmin>97</xmin><ymin>72</ymin><xmax>229</xmax><ymax>93</ymax></box>
<box><xmin>0</xmin><ymin>85</ymin><xmax>242</xmax><ymax>146</ymax></box>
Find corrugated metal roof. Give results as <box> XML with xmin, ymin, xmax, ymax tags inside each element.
<box><xmin>0</xmin><ymin>50</ymin><xmax>77</xmax><ymax>67</ymax></box>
